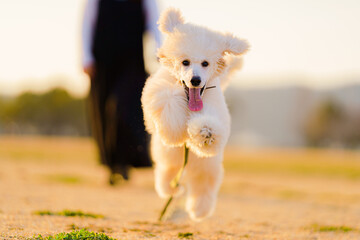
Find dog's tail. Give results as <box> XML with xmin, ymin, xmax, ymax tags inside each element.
<box><xmin>220</xmin><ymin>55</ymin><xmax>244</xmax><ymax>91</ymax></box>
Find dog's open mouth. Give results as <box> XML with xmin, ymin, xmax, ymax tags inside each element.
<box><xmin>182</xmin><ymin>81</ymin><xmax>205</xmax><ymax>112</ymax></box>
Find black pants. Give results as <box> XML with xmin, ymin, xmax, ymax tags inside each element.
<box><xmin>88</xmin><ymin>57</ymin><xmax>152</xmax><ymax>175</ymax></box>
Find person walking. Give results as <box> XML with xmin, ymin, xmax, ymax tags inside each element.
<box><xmin>82</xmin><ymin>0</ymin><xmax>161</xmax><ymax>184</ymax></box>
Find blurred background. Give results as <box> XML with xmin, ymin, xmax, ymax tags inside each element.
<box><xmin>1</xmin><ymin>1</ymin><xmax>360</xmax><ymax>238</ymax></box>
<box><xmin>0</xmin><ymin>0</ymin><xmax>359</xmax><ymax>148</ymax></box>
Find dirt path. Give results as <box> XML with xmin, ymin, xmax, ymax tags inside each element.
<box><xmin>1</xmin><ymin>136</ymin><xmax>360</xmax><ymax>239</ymax></box>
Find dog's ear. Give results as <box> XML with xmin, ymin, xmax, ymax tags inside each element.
<box><xmin>158</xmin><ymin>8</ymin><xmax>184</xmax><ymax>34</ymax></box>
<box><xmin>222</xmin><ymin>33</ymin><xmax>249</xmax><ymax>56</ymax></box>
<box><xmin>157</xmin><ymin>48</ymin><xmax>173</xmax><ymax>68</ymax></box>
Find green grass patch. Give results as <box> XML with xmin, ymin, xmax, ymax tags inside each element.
<box><xmin>43</xmin><ymin>174</ymin><xmax>83</xmax><ymax>184</ymax></box>
<box><xmin>67</xmin><ymin>224</ymin><xmax>87</xmax><ymax>231</ymax></box>
<box><xmin>309</xmin><ymin>223</ymin><xmax>356</xmax><ymax>233</ymax></box>
<box><xmin>34</xmin><ymin>210</ymin><xmax>104</xmax><ymax>219</ymax></box>
<box><xmin>178</xmin><ymin>232</ymin><xmax>193</xmax><ymax>238</ymax></box>
<box><xmin>30</xmin><ymin>229</ymin><xmax>115</xmax><ymax>240</ymax></box>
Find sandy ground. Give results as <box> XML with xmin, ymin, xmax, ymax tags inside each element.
<box><xmin>1</xmin><ymin>136</ymin><xmax>360</xmax><ymax>239</ymax></box>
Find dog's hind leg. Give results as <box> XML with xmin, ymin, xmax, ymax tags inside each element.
<box><xmin>184</xmin><ymin>155</ymin><xmax>224</xmax><ymax>221</ymax></box>
<box><xmin>154</xmin><ymin>165</ymin><xmax>185</xmax><ymax>198</ymax></box>
<box><xmin>151</xmin><ymin>134</ymin><xmax>184</xmax><ymax>198</ymax></box>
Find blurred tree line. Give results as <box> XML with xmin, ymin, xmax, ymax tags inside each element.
<box><xmin>304</xmin><ymin>98</ymin><xmax>360</xmax><ymax>148</ymax></box>
<box><xmin>0</xmin><ymin>88</ymin><xmax>89</xmax><ymax>136</ymax></box>
<box><xmin>1</xmin><ymin>87</ymin><xmax>359</xmax><ymax>148</ymax></box>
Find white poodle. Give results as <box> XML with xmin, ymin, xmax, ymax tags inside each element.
<box><xmin>141</xmin><ymin>8</ymin><xmax>249</xmax><ymax>221</ymax></box>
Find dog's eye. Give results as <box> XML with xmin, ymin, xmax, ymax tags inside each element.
<box><xmin>201</xmin><ymin>61</ymin><xmax>209</xmax><ymax>67</ymax></box>
<box><xmin>182</xmin><ymin>60</ymin><xmax>190</xmax><ymax>66</ymax></box>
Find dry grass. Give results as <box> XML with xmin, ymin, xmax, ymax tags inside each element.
<box><xmin>224</xmin><ymin>147</ymin><xmax>360</xmax><ymax>179</ymax></box>
<box><xmin>1</xmin><ymin>135</ymin><xmax>360</xmax><ymax>239</ymax></box>
<box><xmin>0</xmin><ymin>135</ymin><xmax>97</xmax><ymax>163</ymax></box>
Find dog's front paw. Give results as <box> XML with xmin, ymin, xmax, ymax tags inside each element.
<box><xmin>200</xmin><ymin>126</ymin><xmax>215</xmax><ymax>146</ymax></box>
<box><xmin>187</xmin><ymin>116</ymin><xmax>225</xmax><ymax>157</ymax></box>
<box><xmin>156</xmin><ymin>121</ymin><xmax>188</xmax><ymax>147</ymax></box>
<box><xmin>152</xmin><ymin>90</ymin><xmax>188</xmax><ymax>146</ymax></box>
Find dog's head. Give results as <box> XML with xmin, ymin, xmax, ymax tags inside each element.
<box><xmin>157</xmin><ymin>8</ymin><xmax>249</xmax><ymax>111</ymax></box>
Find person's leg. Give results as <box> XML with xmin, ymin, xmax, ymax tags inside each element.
<box><xmin>88</xmin><ymin>64</ymin><xmax>108</xmax><ymax>165</ymax></box>
<box><xmin>111</xmin><ymin>70</ymin><xmax>152</xmax><ymax>175</ymax></box>
<box><xmin>89</xmin><ymin>63</ymin><xmax>128</xmax><ymax>184</ymax></box>
<box><xmin>103</xmin><ymin>93</ymin><xmax>130</xmax><ymax>183</ymax></box>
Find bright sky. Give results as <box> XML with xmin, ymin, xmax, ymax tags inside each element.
<box><xmin>0</xmin><ymin>0</ymin><xmax>359</xmax><ymax>96</ymax></box>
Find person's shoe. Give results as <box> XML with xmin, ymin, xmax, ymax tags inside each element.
<box><xmin>109</xmin><ymin>165</ymin><xmax>129</xmax><ymax>185</ymax></box>
<box><xmin>109</xmin><ymin>173</ymin><xmax>124</xmax><ymax>185</ymax></box>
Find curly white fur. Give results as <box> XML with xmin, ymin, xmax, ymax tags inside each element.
<box><xmin>141</xmin><ymin>8</ymin><xmax>249</xmax><ymax>221</ymax></box>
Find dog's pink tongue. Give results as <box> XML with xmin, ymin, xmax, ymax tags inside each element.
<box><xmin>188</xmin><ymin>88</ymin><xmax>203</xmax><ymax>111</ymax></box>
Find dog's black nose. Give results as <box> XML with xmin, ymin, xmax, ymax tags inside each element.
<box><xmin>190</xmin><ymin>76</ymin><xmax>201</xmax><ymax>87</ymax></box>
